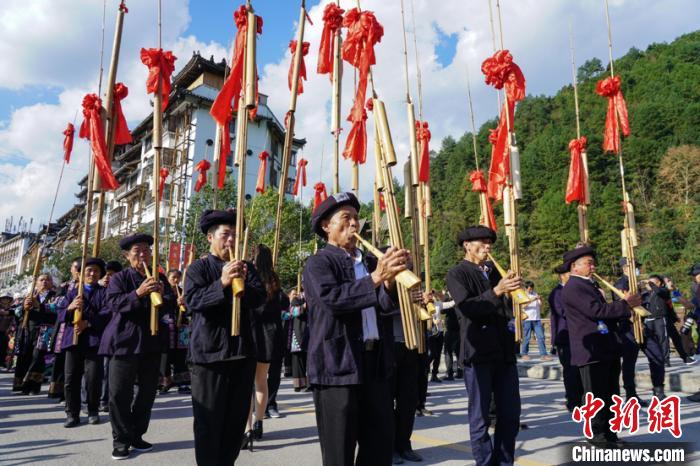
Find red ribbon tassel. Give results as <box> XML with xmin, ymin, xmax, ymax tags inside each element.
<box><xmin>158</xmin><ymin>167</ymin><xmax>169</xmax><ymax>201</ymax></box>
<box><xmin>416</xmin><ymin>121</ymin><xmax>431</xmax><ymax>183</ymax></box>
<box><xmin>341</xmin><ymin>8</ymin><xmax>383</xmax><ymax>165</ymax></box>
<box><xmin>79</xmin><ymin>94</ymin><xmax>119</xmax><ymax>190</ymax></box>
<box><xmin>565</xmin><ymin>137</ymin><xmax>588</xmax><ymax>204</ymax></box>
<box><xmin>379</xmin><ymin>192</ymin><xmax>386</xmax><ymax>212</ymax></box>
<box><xmin>288</xmin><ymin>40</ymin><xmax>309</xmax><ymax>95</ymax></box>
<box><xmin>112</xmin><ymin>82</ymin><xmax>133</xmax><ymax>145</ymax></box>
<box><xmin>292</xmin><ymin>158</ymin><xmax>308</xmax><ymax>196</ymax></box>
<box><xmin>481</xmin><ymin>50</ymin><xmax>526</xmax><ymax>201</ymax></box>
<box><xmin>193</xmin><ymin>159</ymin><xmax>211</xmax><ymax>192</ymax></box>
<box><xmin>210</xmin><ymin>6</ymin><xmax>263</xmax><ymax>126</ymax></box>
<box><xmin>255</xmin><ymin>150</ymin><xmax>269</xmax><ymax>193</ymax></box>
<box><xmin>595</xmin><ymin>76</ymin><xmax>630</xmax><ymax>154</ymax></box>
<box><xmin>63</xmin><ymin>123</ymin><xmax>75</xmax><ymax>164</ymax></box>
<box><xmin>140</xmin><ymin>48</ymin><xmax>176</xmax><ymax>111</ymax></box>
<box><xmin>118</xmin><ymin>0</ymin><xmax>128</xmax><ymax>13</ymax></box>
<box><xmin>313</xmin><ymin>182</ymin><xmax>328</xmax><ymax>210</ymax></box>
<box><xmin>469</xmin><ymin>170</ymin><xmax>498</xmax><ymax>231</ymax></box>
<box><xmin>317</xmin><ymin>3</ymin><xmax>345</xmax><ymax>78</ymax></box>
<box><xmin>217</xmin><ymin>111</ymin><xmax>233</xmax><ymax>189</ymax></box>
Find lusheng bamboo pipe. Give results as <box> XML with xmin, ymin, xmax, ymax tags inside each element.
<box><xmin>143</xmin><ymin>261</ymin><xmax>163</xmax><ymax>338</ymax></box>
<box><xmin>331</xmin><ymin>16</ymin><xmax>342</xmax><ymax>194</ymax></box>
<box><xmin>231</xmin><ymin>99</ymin><xmax>249</xmax><ymax>336</ymax></box>
<box><xmin>592</xmin><ymin>273</ymin><xmax>650</xmax><ymax>318</ymax></box>
<box><xmin>93</xmin><ymin>2</ymin><xmax>128</xmax><ymax>255</ymax></box>
<box><xmin>354</xmin><ymin>234</ymin><xmax>421</xmax><ymax>290</ymax></box>
<box><xmin>486</xmin><ymin>253</ymin><xmax>532</xmax><ymax>307</ymax></box>
<box><xmin>272</xmin><ymin>1</ymin><xmax>308</xmax><ymax>267</ymax></box>
<box><xmin>244</xmin><ymin>5</ymin><xmax>257</xmax><ymax>108</ymax></box>
<box><xmin>374</xmin><ymin>100</ymin><xmax>397</xmax><ymax>167</ymax></box>
<box><xmin>372</xmin><ymin>182</ymin><xmax>380</xmax><ymax>247</ymax></box>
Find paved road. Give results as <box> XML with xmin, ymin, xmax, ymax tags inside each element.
<box><xmin>1</xmin><ymin>360</ymin><xmax>699</xmax><ymax>465</ymax></box>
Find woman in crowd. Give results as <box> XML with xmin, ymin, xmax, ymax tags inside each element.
<box><xmin>286</xmin><ymin>288</ymin><xmax>308</xmax><ymax>391</ymax></box>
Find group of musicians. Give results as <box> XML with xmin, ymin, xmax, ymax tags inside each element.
<box><xmin>13</xmin><ymin>190</ymin><xmax>697</xmax><ymax>465</ymax></box>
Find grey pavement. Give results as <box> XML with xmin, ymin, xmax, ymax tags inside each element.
<box><xmin>2</xmin><ymin>358</ymin><xmax>700</xmax><ymax>466</ymax></box>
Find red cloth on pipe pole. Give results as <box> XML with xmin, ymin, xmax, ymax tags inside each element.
<box><xmin>255</xmin><ymin>150</ymin><xmax>269</xmax><ymax>193</ymax></box>
<box><xmin>112</xmin><ymin>83</ymin><xmax>133</xmax><ymax>145</ymax></box>
<box><xmin>469</xmin><ymin>170</ymin><xmax>497</xmax><ymax>231</ymax></box>
<box><xmin>193</xmin><ymin>159</ymin><xmax>211</xmax><ymax>192</ymax></box>
<box><xmin>566</xmin><ymin>137</ymin><xmax>588</xmax><ymax>204</ymax></box>
<box><xmin>158</xmin><ymin>167</ymin><xmax>169</xmax><ymax>201</ymax></box>
<box><xmin>79</xmin><ymin>94</ymin><xmax>119</xmax><ymax>190</ymax></box>
<box><xmin>313</xmin><ymin>182</ymin><xmax>328</xmax><ymax>210</ymax></box>
<box><xmin>288</xmin><ymin>40</ymin><xmax>309</xmax><ymax>95</ymax></box>
<box><xmin>292</xmin><ymin>158</ymin><xmax>308</xmax><ymax>196</ymax></box>
<box><xmin>140</xmin><ymin>48</ymin><xmax>176</xmax><ymax>111</ymax></box>
<box><xmin>595</xmin><ymin>76</ymin><xmax>630</xmax><ymax>154</ymax></box>
<box><xmin>317</xmin><ymin>3</ymin><xmax>344</xmax><ymax>78</ymax></box>
<box><xmin>63</xmin><ymin>123</ymin><xmax>75</xmax><ymax>164</ymax></box>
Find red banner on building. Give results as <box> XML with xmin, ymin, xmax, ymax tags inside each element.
<box><xmin>168</xmin><ymin>242</ymin><xmax>195</xmax><ymax>271</ymax></box>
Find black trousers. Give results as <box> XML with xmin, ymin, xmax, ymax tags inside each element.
<box><xmin>64</xmin><ymin>346</ymin><xmax>102</xmax><ymax>416</ymax></box>
<box><xmin>160</xmin><ymin>348</ymin><xmax>190</xmax><ymax>385</ymax></box>
<box><xmin>313</xmin><ymin>350</ymin><xmax>394</xmax><ymax>466</ymax></box>
<box><xmin>618</xmin><ymin>328</ymin><xmax>640</xmax><ymax>395</ymax></box>
<box><xmin>642</xmin><ymin>318</ymin><xmax>667</xmax><ymax>387</ymax></box>
<box><xmin>427</xmin><ymin>333</ymin><xmax>444</xmax><ymax>377</ymax></box>
<box><xmin>267</xmin><ymin>350</ymin><xmax>283</xmax><ymax>410</ymax></box>
<box><xmin>100</xmin><ymin>356</ymin><xmax>110</xmax><ymax>404</ymax></box>
<box><xmin>191</xmin><ymin>358</ymin><xmax>256</xmax><ymax>466</ymax></box>
<box><xmin>578</xmin><ymin>359</ymin><xmax>621</xmax><ymax>441</ymax></box>
<box><xmin>443</xmin><ymin>330</ymin><xmax>461</xmax><ymax>377</ymax></box>
<box><xmin>665</xmin><ymin>318</ymin><xmax>689</xmax><ymax>360</ymax></box>
<box><xmin>556</xmin><ymin>344</ymin><xmax>583</xmax><ymax>410</ymax></box>
<box><xmin>416</xmin><ymin>350</ymin><xmax>429</xmax><ymax>409</ymax></box>
<box><xmin>49</xmin><ymin>352</ymin><xmax>65</xmax><ymax>397</ymax></box>
<box><xmin>0</xmin><ymin>331</ymin><xmax>9</xmax><ymax>369</ymax></box>
<box><xmin>392</xmin><ymin>342</ymin><xmax>419</xmax><ymax>453</ymax></box>
<box><xmin>109</xmin><ymin>353</ymin><xmax>160</xmax><ymax>450</ymax></box>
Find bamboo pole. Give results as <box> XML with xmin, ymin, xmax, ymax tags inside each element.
<box><xmin>331</xmin><ymin>0</ymin><xmax>342</xmax><ymax>194</ymax></box>
<box><xmin>272</xmin><ymin>0</ymin><xmax>307</xmax><ymax>267</ymax></box>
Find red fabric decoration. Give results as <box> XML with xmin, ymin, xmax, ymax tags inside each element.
<box><xmin>416</xmin><ymin>120</ymin><xmax>431</xmax><ymax>183</ymax></box>
<box><xmin>481</xmin><ymin>50</ymin><xmax>526</xmax><ymax>201</ymax></box>
<box><xmin>313</xmin><ymin>182</ymin><xmax>328</xmax><ymax>210</ymax></box>
<box><xmin>193</xmin><ymin>159</ymin><xmax>211</xmax><ymax>192</ymax></box>
<box><xmin>469</xmin><ymin>170</ymin><xmax>498</xmax><ymax>231</ymax></box>
<box><xmin>255</xmin><ymin>150</ymin><xmax>269</xmax><ymax>193</ymax></box>
<box><xmin>379</xmin><ymin>192</ymin><xmax>386</xmax><ymax>212</ymax></box>
<box><xmin>288</xmin><ymin>40</ymin><xmax>309</xmax><ymax>95</ymax></box>
<box><xmin>210</xmin><ymin>6</ymin><xmax>263</xmax><ymax>127</ymax></box>
<box><xmin>595</xmin><ymin>76</ymin><xmax>630</xmax><ymax>154</ymax></box>
<box><xmin>317</xmin><ymin>3</ymin><xmax>345</xmax><ymax>77</ymax></box>
<box><xmin>79</xmin><ymin>94</ymin><xmax>119</xmax><ymax>190</ymax></box>
<box><xmin>119</xmin><ymin>0</ymin><xmax>128</xmax><ymax>13</ymax></box>
<box><xmin>341</xmin><ymin>8</ymin><xmax>383</xmax><ymax>165</ymax></box>
<box><xmin>63</xmin><ymin>123</ymin><xmax>75</xmax><ymax>164</ymax></box>
<box><xmin>217</xmin><ymin>111</ymin><xmax>233</xmax><ymax>189</ymax></box>
<box><xmin>566</xmin><ymin>137</ymin><xmax>588</xmax><ymax>204</ymax></box>
<box><xmin>158</xmin><ymin>167</ymin><xmax>169</xmax><ymax>201</ymax></box>
<box><xmin>140</xmin><ymin>48</ymin><xmax>176</xmax><ymax>111</ymax></box>
<box><xmin>292</xmin><ymin>158</ymin><xmax>308</xmax><ymax>196</ymax></box>
<box><xmin>112</xmin><ymin>82</ymin><xmax>132</xmax><ymax>145</ymax></box>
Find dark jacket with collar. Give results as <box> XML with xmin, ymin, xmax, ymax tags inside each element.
<box><xmin>562</xmin><ymin>275</ymin><xmax>631</xmax><ymax>367</ymax></box>
<box><xmin>57</xmin><ymin>284</ymin><xmax>110</xmax><ymax>350</ymax></box>
<box><xmin>98</xmin><ymin>267</ymin><xmax>176</xmax><ymax>356</ymax></box>
<box><xmin>303</xmin><ymin>244</ymin><xmax>397</xmax><ymax>386</ymax></box>
<box><xmin>445</xmin><ymin>260</ymin><xmax>515</xmax><ymax>366</ymax></box>
<box><xmin>184</xmin><ymin>254</ymin><xmax>267</xmax><ymax>364</ymax></box>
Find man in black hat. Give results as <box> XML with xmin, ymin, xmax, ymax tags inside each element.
<box><xmin>57</xmin><ymin>257</ymin><xmax>110</xmax><ymax>427</ymax></box>
<box><xmin>99</xmin><ymin>260</ymin><xmax>123</xmax><ymax>413</ymax></box>
<box><xmin>445</xmin><ymin>226</ymin><xmax>522</xmax><ymax>466</ymax></box>
<box><xmin>98</xmin><ymin>233</ymin><xmax>176</xmax><ymax>460</ymax></box>
<box><xmin>184</xmin><ymin>209</ymin><xmax>267</xmax><ymax>466</ymax></box>
<box><xmin>548</xmin><ymin>265</ymin><xmax>583</xmax><ymax>412</ymax></box>
<box><xmin>560</xmin><ymin>247</ymin><xmax>642</xmax><ymax>444</ymax></box>
<box><xmin>303</xmin><ymin>192</ymin><xmax>410</xmax><ymax>466</ymax></box>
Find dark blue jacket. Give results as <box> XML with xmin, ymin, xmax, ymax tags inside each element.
<box><xmin>57</xmin><ymin>284</ymin><xmax>110</xmax><ymax>350</ymax></box>
<box><xmin>98</xmin><ymin>267</ymin><xmax>176</xmax><ymax>356</ymax></box>
<box><xmin>445</xmin><ymin>260</ymin><xmax>515</xmax><ymax>365</ymax></box>
<box><xmin>562</xmin><ymin>275</ymin><xmax>631</xmax><ymax>366</ymax></box>
<box><xmin>184</xmin><ymin>254</ymin><xmax>266</xmax><ymax>364</ymax></box>
<box><xmin>303</xmin><ymin>244</ymin><xmax>396</xmax><ymax>386</ymax></box>
<box><xmin>548</xmin><ymin>283</ymin><xmax>570</xmax><ymax>347</ymax></box>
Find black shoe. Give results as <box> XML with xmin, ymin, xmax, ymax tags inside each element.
<box><xmin>131</xmin><ymin>439</ymin><xmax>153</xmax><ymax>452</ymax></box>
<box><xmin>268</xmin><ymin>406</ymin><xmax>281</xmax><ymax>418</ymax></box>
<box><xmin>415</xmin><ymin>408</ymin><xmax>424</xmax><ymax>417</ymax></box>
<box><xmin>687</xmin><ymin>391</ymin><xmax>700</xmax><ymax>402</ymax></box>
<box><xmin>455</xmin><ymin>369</ymin><xmax>463</xmax><ymax>379</ymax></box>
<box><xmin>429</xmin><ymin>375</ymin><xmax>442</xmax><ymax>383</ymax></box>
<box><xmin>264</xmin><ymin>410</ymin><xmax>271</xmax><ymax>419</ymax></box>
<box><xmin>88</xmin><ymin>413</ymin><xmax>100</xmax><ymax>425</ymax></box>
<box><xmin>253</xmin><ymin>420</ymin><xmax>263</xmax><ymax>440</ymax></box>
<box><xmin>399</xmin><ymin>449</ymin><xmax>423</xmax><ymax>462</ymax></box>
<box><xmin>653</xmin><ymin>387</ymin><xmax>666</xmax><ymax>399</ymax></box>
<box><xmin>64</xmin><ymin>416</ymin><xmax>80</xmax><ymax>428</ymax></box>
<box><xmin>241</xmin><ymin>431</ymin><xmax>254</xmax><ymax>452</ymax></box>
<box><xmin>684</xmin><ymin>356</ymin><xmax>696</xmax><ymax>365</ymax></box>
<box><xmin>626</xmin><ymin>394</ymin><xmax>648</xmax><ymax>407</ymax></box>
<box><xmin>177</xmin><ymin>385</ymin><xmax>191</xmax><ymax>394</ymax></box>
<box><xmin>444</xmin><ymin>375</ymin><xmax>455</xmax><ymax>381</ymax></box>
<box><xmin>392</xmin><ymin>452</ymin><xmax>405</xmax><ymax>464</ymax></box>
<box><xmin>112</xmin><ymin>447</ymin><xmax>130</xmax><ymax>460</ymax></box>
<box><xmin>99</xmin><ymin>403</ymin><xmax>109</xmax><ymax>413</ymax></box>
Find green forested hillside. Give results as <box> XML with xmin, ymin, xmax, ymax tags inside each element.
<box><xmin>426</xmin><ymin>31</ymin><xmax>700</xmax><ymax>296</ymax></box>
